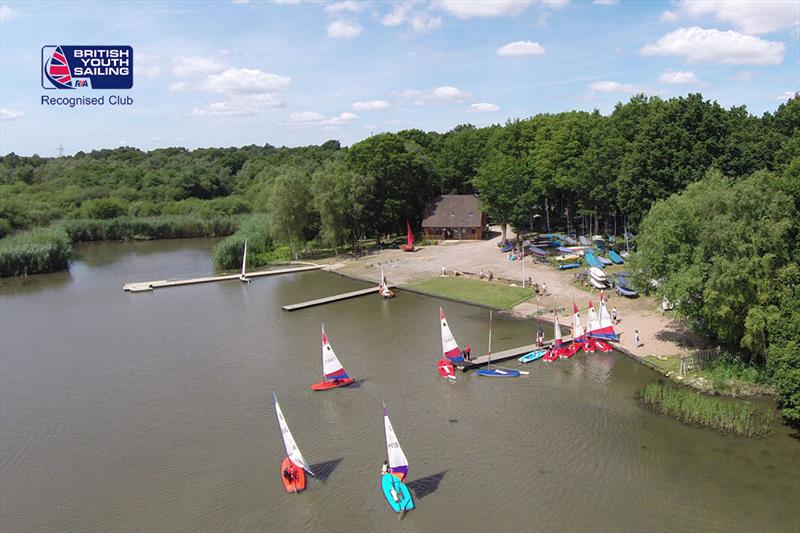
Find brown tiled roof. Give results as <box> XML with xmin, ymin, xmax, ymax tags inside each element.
<box><xmin>421</xmin><ymin>195</ymin><xmax>483</xmax><ymax>228</ymax></box>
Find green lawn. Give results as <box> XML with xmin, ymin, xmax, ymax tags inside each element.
<box><xmin>408</xmin><ymin>276</ymin><xmax>534</xmax><ymax>310</ymax></box>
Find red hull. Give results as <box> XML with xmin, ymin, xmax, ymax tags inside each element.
<box><xmin>437</xmin><ymin>359</ymin><xmax>456</xmax><ymax>379</ymax></box>
<box><xmin>281</xmin><ymin>457</ymin><xmax>306</xmax><ymax>492</ymax></box>
<box><xmin>310</xmin><ymin>378</ymin><xmax>355</xmax><ymax>391</ymax></box>
<box><xmin>589</xmin><ymin>338</ymin><xmax>613</xmax><ymax>352</ymax></box>
<box><xmin>558</xmin><ymin>344</ymin><xmax>580</xmax><ymax>359</ymax></box>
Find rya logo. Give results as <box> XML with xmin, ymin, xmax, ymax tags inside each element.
<box><xmin>42</xmin><ymin>45</ymin><xmax>133</xmax><ymax>90</ymax></box>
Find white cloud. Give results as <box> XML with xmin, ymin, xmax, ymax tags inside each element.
<box><xmin>658</xmin><ymin>69</ymin><xmax>700</xmax><ymax>84</ymax></box>
<box><xmin>466</xmin><ymin>103</ymin><xmax>500</xmax><ymax>112</ymax></box>
<box><xmin>200</xmin><ymin>68</ymin><xmax>291</xmax><ymax>94</ymax></box>
<box><xmin>593</xmin><ymin>0</ymin><xmax>618</xmax><ymax>5</ymax></box>
<box><xmin>728</xmin><ymin>70</ymin><xmax>756</xmax><ymax>81</ymax></box>
<box><xmin>497</xmin><ymin>40</ymin><xmax>546</xmax><ymax>57</ymax></box>
<box><xmin>382</xmin><ymin>5</ymin><xmax>408</xmax><ymax>26</ymax></box>
<box><xmin>640</xmin><ymin>27</ymin><xmax>785</xmax><ymax>65</ymax></box>
<box><xmin>191</xmin><ymin>94</ymin><xmax>283</xmax><ymax>117</ymax></box>
<box><xmin>168</xmin><ymin>82</ymin><xmax>187</xmax><ymax>92</ymax></box>
<box><xmin>352</xmin><ymin>100</ymin><xmax>391</xmax><ymax>111</ymax></box>
<box><xmin>541</xmin><ymin>0</ymin><xmax>569</xmax><ymax>7</ymax></box>
<box><xmin>325</xmin><ymin>1</ymin><xmax>362</xmax><ymax>13</ymax></box>
<box><xmin>667</xmin><ymin>0</ymin><xmax>799</xmax><ymax>35</ymax></box>
<box><xmin>173</xmin><ymin>55</ymin><xmax>226</xmax><ymax>77</ymax></box>
<box><xmin>589</xmin><ymin>80</ymin><xmax>641</xmax><ymax>93</ymax></box>
<box><xmin>397</xmin><ymin>85</ymin><xmax>471</xmax><ymax>104</ymax></box>
<box><xmin>660</xmin><ymin>10</ymin><xmax>679</xmax><ymax>22</ymax></box>
<box><xmin>0</xmin><ymin>108</ymin><xmax>24</xmax><ymax>121</ymax></box>
<box><xmin>273</xmin><ymin>0</ymin><xmax>301</xmax><ymax>4</ymax></box>
<box><xmin>773</xmin><ymin>91</ymin><xmax>798</xmax><ymax>102</ymax></box>
<box><xmin>232</xmin><ymin>0</ymin><xmax>250</xmax><ymax>4</ymax></box>
<box><xmin>0</xmin><ymin>5</ymin><xmax>16</xmax><ymax>21</ymax></box>
<box><xmin>136</xmin><ymin>53</ymin><xmax>162</xmax><ymax>77</ymax></box>
<box><xmin>410</xmin><ymin>12</ymin><xmax>443</xmax><ymax>32</ymax></box>
<box><xmin>327</xmin><ymin>19</ymin><xmax>362</xmax><ymax>38</ymax></box>
<box><xmin>288</xmin><ymin>111</ymin><xmax>359</xmax><ymax>127</ymax></box>
<box><xmin>437</xmin><ymin>0</ymin><xmax>534</xmax><ymax>19</ymax></box>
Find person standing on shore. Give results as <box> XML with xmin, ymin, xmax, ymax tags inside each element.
<box><xmin>634</xmin><ymin>329</ymin><xmax>641</xmax><ymax>348</ymax></box>
<box><xmin>612</xmin><ymin>307</ymin><xmax>618</xmax><ymax>324</ymax></box>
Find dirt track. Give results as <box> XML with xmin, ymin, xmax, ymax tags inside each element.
<box><xmin>330</xmin><ymin>227</ymin><xmax>706</xmax><ymax>359</ymax></box>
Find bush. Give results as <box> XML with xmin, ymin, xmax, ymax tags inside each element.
<box><xmin>212</xmin><ymin>214</ymin><xmax>273</xmax><ymax>269</ymax></box>
<box><xmin>0</xmin><ymin>226</ymin><xmax>73</xmax><ymax>277</ymax></box>
<box><xmin>80</xmin><ymin>197</ymin><xmax>129</xmax><ymax>219</ymax></box>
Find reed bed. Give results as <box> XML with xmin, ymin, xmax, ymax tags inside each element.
<box><xmin>639</xmin><ymin>381</ymin><xmax>776</xmax><ymax>437</ymax></box>
<box><xmin>212</xmin><ymin>214</ymin><xmax>276</xmax><ymax>269</ymax></box>
<box><xmin>0</xmin><ymin>226</ymin><xmax>73</xmax><ymax>277</ymax></box>
<box><xmin>62</xmin><ymin>215</ymin><xmax>239</xmax><ymax>242</ymax></box>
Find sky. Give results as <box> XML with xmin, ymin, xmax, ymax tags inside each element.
<box><xmin>0</xmin><ymin>0</ymin><xmax>798</xmax><ymax>156</ymax></box>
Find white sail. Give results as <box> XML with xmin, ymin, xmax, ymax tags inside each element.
<box><xmin>586</xmin><ymin>301</ymin><xmax>602</xmax><ymax>335</ymax></box>
<box><xmin>273</xmin><ymin>392</ymin><xmax>314</xmax><ymax>476</ymax></box>
<box><xmin>572</xmin><ymin>303</ymin><xmax>585</xmax><ymax>340</ymax></box>
<box><xmin>439</xmin><ymin>307</ymin><xmax>462</xmax><ymax>362</ymax></box>
<box><xmin>241</xmin><ymin>239</ymin><xmax>247</xmax><ymax>277</ymax></box>
<box><xmin>554</xmin><ymin>313</ymin><xmax>563</xmax><ymax>346</ymax></box>
<box><xmin>383</xmin><ymin>403</ymin><xmax>409</xmax><ymax>479</ymax></box>
<box><xmin>321</xmin><ymin>325</ymin><xmax>350</xmax><ymax>380</ymax></box>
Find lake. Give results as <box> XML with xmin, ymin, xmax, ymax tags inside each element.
<box><xmin>1</xmin><ymin>239</ymin><xmax>798</xmax><ymax>532</ymax></box>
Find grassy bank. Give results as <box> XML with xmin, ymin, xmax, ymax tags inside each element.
<box><xmin>408</xmin><ymin>276</ymin><xmax>534</xmax><ymax>310</ymax></box>
<box><xmin>211</xmin><ymin>214</ymin><xmax>295</xmax><ymax>269</ymax></box>
<box><xmin>639</xmin><ymin>380</ymin><xmax>776</xmax><ymax>437</ymax></box>
<box><xmin>0</xmin><ymin>226</ymin><xmax>73</xmax><ymax>277</ymax></box>
<box><xmin>643</xmin><ymin>353</ymin><xmax>774</xmax><ymax>397</ymax></box>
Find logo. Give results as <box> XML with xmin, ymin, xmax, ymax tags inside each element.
<box><xmin>42</xmin><ymin>45</ymin><xmax>133</xmax><ymax>89</ymax></box>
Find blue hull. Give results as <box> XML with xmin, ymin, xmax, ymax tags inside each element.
<box><xmin>477</xmin><ymin>368</ymin><xmax>521</xmax><ymax>377</ymax></box>
<box><xmin>519</xmin><ymin>349</ymin><xmax>548</xmax><ymax>363</ymax></box>
<box><xmin>608</xmin><ymin>250</ymin><xmax>624</xmax><ymax>264</ymax></box>
<box><xmin>558</xmin><ymin>263</ymin><xmax>581</xmax><ymax>270</ymax></box>
<box><xmin>382</xmin><ymin>474</ymin><xmax>414</xmax><ymax>513</ymax></box>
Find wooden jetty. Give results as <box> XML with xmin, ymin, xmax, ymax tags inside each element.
<box><xmin>123</xmin><ymin>264</ymin><xmax>323</xmax><ymax>292</ymax></box>
<box><xmin>282</xmin><ymin>285</ymin><xmax>394</xmax><ymax>311</ymax></box>
<box><xmin>457</xmin><ymin>336</ymin><xmax>572</xmax><ymax>371</ymax></box>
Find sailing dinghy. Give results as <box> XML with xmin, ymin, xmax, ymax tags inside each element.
<box><xmin>379</xmin><ymin>268</ymin><xmax>395</xmax><ymax>298</ymax></box>
<box><xmin>477</xmin><ymin>311</ymin><xmax>522</xmax><ymax>377</ymax></box>
<box><xmin>311</xmin><ymin>325</ymin><xmax>355</xmax><ymax>390</ymax></box>
<box><xmin>382</xmin><ymin>404</ymin><xmax>414</xmax><ymax>513</ymax></box>
<box><xmin>545</xmin><ymin>313</ymin><xmax>564</xmax><ymax>361</ymax></box>
<box><xmin>589</xmin><ymin>292</ymin><xmax>619</xmax><ymax>341</ymax></box>
<box><xmin>401</xmin><ymin>220</ymin><xmax>416</xmax><ymax>252</ymax></box>
<box><xmin>438</xmin><ymin>307</ymin><xmax>462</xmax><ymax>379</ymax></box>
<box><xmin>239</xmin><ymin>239</ymin><xmax>250</xmax><ymax>283</ymax></box>
<box><xmin>273</xmin><ymin>392</ymin><xmax>315</xmax><ymax>493</ymax></box>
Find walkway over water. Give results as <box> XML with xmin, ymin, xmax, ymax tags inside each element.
<box><xmin>458</xmin><ymin>336</ymin><xmax>572</xmax><ymax>371</ymax></box>
<box><xmin>282</xmin><ymin>285</ymin><xmax>394</xmax><ymax>311</ymax></box>
<box><xmin>123</xmin><ymin>264</ymin><xmax>323</xmax><ymax>292</ymax></box>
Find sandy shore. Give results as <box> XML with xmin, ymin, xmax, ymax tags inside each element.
<box><xmin>328</xmin><ymin>227</ymin><xmax>707</xmax><ymax>359</ymax></box>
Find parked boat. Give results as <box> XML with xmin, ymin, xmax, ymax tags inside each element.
<box><xmin>545</xmin><ymin>313</ymin><xmax>564</xmax><ymax>361</ymax></box>
<box><xmin>500</xmin><ymin>243</ymin><xmax>514</xmax><ymax>253</ymax></box>
<box><xmin>379</xmin><ymin>268</ymin><xmax>395</xmax><ymax>298</ymax></box>
<box><xmin>382</xmin><ymin>404</ymin><xmax>414</xmax><ymax>513</ymax></box>
<box><xmin>311</xmin><ymin>325</ymin><xmax>356</xmax><ymax>390</ymax></box>
<box><xmin>579</xmin><ymin>236</ymin><xmax>590</xmax><ymax>246</ymax></box>
<box><xmin>529</xmin><ymin>246</ymin><xmax>548</xmax><ymax>258</ymax></box>
<box><xmin>608</xmin><ymin>250</ymin><xmax>624</xmax><ymax>264</ymax></box>
<box><xmin>239</xmin><ymin>239</ymin><xmax>250</xmax><ymax>283</ymax></box>
<box><xmin>273</xmin><ymin>392</ymin><xmax>315</xmax><ymax>493</ymax></box>
<box><xmin>589</xmin><ymin>267</ymin><xmax>607</xmax><ymax>281</ymax></box>
<box><xmin>615</xmin><ymin>284</ymin><xmax>638</xmax><ymax>297</ymax></box>
<box><xmin>589</xmin><ymin>277</ymin><xmax>607</xmax><ymax>289</ymax></box>
<box><xmin>590</xmin><ymin>292</ymin><xmax>620</xmax><ymax>340</ymax></box>
<box><xmin>477</xmin><ymin>311</ymin><xmax>521</xmax><ymax>377</ymax></box>
<box><xmin>598</xmin><ymin>256</ymin><xmax>613</xmax><ymax>266</ymax></box>
<box><xmin>584</xmin><ymin>252</ymin><xmax>605</xmax><ymax>269</ymax></box>
<box><xmin>519</xmin><ymin>349</ymin><xmax>548</xmax><ymax>363</ymax></box>
<box><xmin>558</xmin><ymin>263</ymin><xmax>581</xmax><ymax>270</ymax></box>
<box><xmin>401</xmin><ymin>220</ymin><xmax>416</xmax><ymax>252</ymax></box>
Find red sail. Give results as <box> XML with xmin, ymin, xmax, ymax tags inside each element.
<box><xmin>406</xmin><ymin>220</ymin><xmax>414</xmax><ymax>246</ymax></box>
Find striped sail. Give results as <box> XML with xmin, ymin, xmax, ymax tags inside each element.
<box><xmin>321</xmin><ymin>325</ymin><xmax>350</xmax><ymax>380</ymax></box>
<box><xmin>586</xmin><ymin>300</ymin><xmax>602</xmax><ymax>336</ymax></box>
<box><xmin>383</xmin><ymin>403</ymin><xmax>409</xmax><ymax>480</ymax></box>
<box><xmin>553</xmin><ymin>313</ymin><xmax>563</xmax><ymax>346</ymax></box>
<box><xmin>439</xmin><ymin>307</ymin><xmax>464</xmax><ymax>363</ymax></box>
<box><xmin>593</xmin><ymin>292</ymin><xmax>619</xmax><ymax>340</ymax></box>
<box><xmin>572</xmin><ymin>303</ymin><xmax>585</xmax><ymax>342</ymax></box>
<box><xmin>273</xmin><ymin>392</ymin><xmax>314</xmax><ymax>476</ymax></box>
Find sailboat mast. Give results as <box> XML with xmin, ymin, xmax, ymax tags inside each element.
<box><xmin>488</xmin><ymin>310</ymin><xmax>493</xmax><ymax>367</ymax></box>
<box><xmin>241</xmin><ymin>239</ymin><xmax>247</xmax><ymax>277</ymax></box>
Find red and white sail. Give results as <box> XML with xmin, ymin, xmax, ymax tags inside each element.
<box><xmin>440</xmin><ymin>307</ymin><xmax>464</xmax><ymax>364</ymax></box>
<box><xmin>553</xmin><ymin>313</ymin><xmax>563</xmax><ymax>346</ymax></box>
<box><xmin>572</xmin><ymin>303</ymin><xmax>585</xmax><ymax>343</ymax></box>
<box><xmin>586</xmin><ymin>300</ymin><xmax>602</xmax><ymax>337</ymax></box>
<box><xmin>590</xmin><ymin>292</ymin><xmax>619</xmax><ymax>340</ymax></box>
<box><xmin>273</xmin><ymin>392</ymin><xmax>314</xmax><ymax>476</ymax></box>
<box><xmin>321</xmin><ymin>325</ymin><xmax>350</xmax><ymax>381</ymax></box>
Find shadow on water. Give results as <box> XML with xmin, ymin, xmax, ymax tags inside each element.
<box><xmin>407</xmin><ymin>470</ymin><xmax>447</xmax><ymax>499</ymax></box>
<box><xmin>310</xmin><ymin>458</ymin><xmax>343</xmax><ymax>483</ymax></box>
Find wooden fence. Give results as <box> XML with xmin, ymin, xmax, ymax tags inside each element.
<box><xmin>679</xmin><ymin>348</ymin><xmax>720</xmax><ymax>377</ymax></box>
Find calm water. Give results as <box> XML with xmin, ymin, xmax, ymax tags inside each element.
<box><xmin>1</xmin><ymin>239</ymin><xmax>798</xmax><ymax>532</ymax></box>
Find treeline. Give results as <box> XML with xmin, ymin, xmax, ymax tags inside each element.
<box><xmin>3</xmin><ymin>94</ymin><xmax>796</xmax><ymax>248</ymax></box>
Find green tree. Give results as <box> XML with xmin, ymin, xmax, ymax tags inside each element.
<box><xmin>267</xmin><ymin>167</ymin><xmax>312</xmax><ymax>259</ymax></box>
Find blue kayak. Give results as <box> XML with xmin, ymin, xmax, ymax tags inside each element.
<box><xmin>382</xmin><ymin>474</ymin><xmax>414</xmax><ymax>513</ymax></box>
<box><xmin>500</xmin><ymin>243</ymin><xmax>514</xmax><ymax>253</ymax></box>
<box><xmin>608</xmin><ymin>250</ymin><xmax>624</xmax><ymax>264</ymax></box>
<box><xmin>584</xmin><ymin>252</ymin><xmax>605</xmax><ymax>269</ymax></box>
<box><xmin>558</xmin><ymin>263</ymin><xmax>581</xmax><ymax>270</ymax></box>
<box><xmin>519</xmin><ymin>349</ymin><xmax>548</xmax><ymax>363</ymax></box>
<box><xmin>615</xmin><ymin>284</ymin><xmax>638</xmax><ymax>297</ymax></box>
<box><xmin>477</xmin><ymin>368</ymin><xmax>521</xmax><ymax>377</ymax></box>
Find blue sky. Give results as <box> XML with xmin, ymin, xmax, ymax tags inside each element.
<box><xmin>1</xmin><ymin>0</ymin><xmax>798</xmax><ymax>156</ymax></box>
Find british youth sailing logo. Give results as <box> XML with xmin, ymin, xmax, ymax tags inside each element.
<box><xmin>41</xmin><ymin>45</ymin><xmax>133</xmax><ymax>89</ymax></box>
